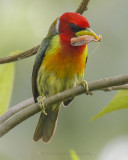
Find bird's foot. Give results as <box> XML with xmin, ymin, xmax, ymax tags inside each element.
<box><xmin>80</xmin><ymin>80</ymin><xmax>93</xmax><ymax>95</ymax></box>
<box><xmin>37</xmin><ymin>96</ymin><xmax>47</xmax><ymax>115</ymax></box>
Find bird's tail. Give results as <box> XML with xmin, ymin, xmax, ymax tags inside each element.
<box><xmin>33</xmin><ymin>103</ymin><xmax>61</xmax><ymax>143</ymax></box>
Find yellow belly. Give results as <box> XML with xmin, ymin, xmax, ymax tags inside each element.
<box><xmin>37</xmin><ymin>69</ymin><xmax>80</xmax><ymax>96</ymax></box>
<box><xmin>37</xmin><ymin>35</ymin><xmax>88</xmax><ymax>96</ymax></box>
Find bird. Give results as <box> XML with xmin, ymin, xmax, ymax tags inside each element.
<box><xmin>32</xmin><ymin>12</ymin><xmax>100</xmax><ymax>143</ymax></box>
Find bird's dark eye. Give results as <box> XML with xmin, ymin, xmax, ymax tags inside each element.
<box><xmin>69</xmin><ymin>23</ymin><xmax>86</xmax><ymax>33</ymax></box>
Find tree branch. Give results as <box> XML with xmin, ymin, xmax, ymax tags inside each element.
<box><xmin>75</xmin><ymin>0</ymin><xmax>90</xmax><ymax>14</ymax></box>
<box><xmin>1</xmin><ymin>83</ymin><xmax>127</xmax><ymax>126</ymax></box>
<box><xmin>0</xmin><ymin>45</ymin><xmax>40</xmax><ymax>64</ymax></box>
<box><xmin>0</xmin><ymin>74</ymin><xmax>128</xmax><ymax>137</ymax></box>
<box><xmin>103</xmin><ymin>84</ymin><xmax>128</xmax><ymax>91</ymax></box>
<box><xmin>0</xmin><ymin>0</ymin><xmax>90</xmax><ymax>64</ymax></box>
<box><xmin>0</xmin><ymin>98</ymin><xmax>34</xmax><ymax>124</ymax></box>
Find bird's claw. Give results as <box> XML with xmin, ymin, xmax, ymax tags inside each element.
<box><xmin>37</xmin><ymin>96</ymin><xmax>47</xmax><ymax>115</ymax></box>
<box><xmin>80</xmin><ymin>80</ymin><xmax>93</xmax><ymax>95</ymax></box>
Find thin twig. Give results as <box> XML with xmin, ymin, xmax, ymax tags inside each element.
<box><xmin>0</xmin><ymin>0</ymin><xmax>90</xmax><ymax>64</ymax></box>
<box><xmin>0</xmin><ymin>45</ymin><xmax>40</xmax><ymax>64</ymax></box>
<box><xmin>76</xmin><ymin>0</ymin><xmax>90</xmax><ymax>14</ymax></box>
<box><xmin>103</xmin><ymin>84</ymin><xmax>128</xmax><ymax>91</ymax></box>
<box><xmin>0</xmin><ymin>74</ymin><xmax>128</xmax><ymax>137</ymax></box>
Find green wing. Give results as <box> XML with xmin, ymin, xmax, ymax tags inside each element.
<box><xmin>32</xmin><ymin>18</ymin><xmax>59</xmax><ymax>102</ymax></box>
<box><xmin>32</xmin><ymin>36</ymin><xmax>52</xmax><ymax>102</ymax></box>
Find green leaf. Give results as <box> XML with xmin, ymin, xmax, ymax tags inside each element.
<box><xmin>0</xmin><ymin>50</ymin><xmax>22</xmax><ymax>115</ymax></box>
<box><xmin>90</xmin><ymin>90</ymin><xmax>128</xmax><ymax>121</ymax></box>
<box><xmin>0</xmin><ymin>62</ymin><xmax>15</xmax><ymax>115</ymax></box>
<box><xmin>0</xmin><ymin>50</ymin><xmax>21</xmax><ymax>115</ymax></box>
<box><xmin>70</xmin><ymin>150</ymin><xmax>80</xmax><ymax>160</ymax></box>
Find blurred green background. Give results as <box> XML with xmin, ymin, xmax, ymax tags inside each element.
<box><xmin>0</xmin><ymin>0</ymin><xmax>128</xmax><ymax>160</ymax></box>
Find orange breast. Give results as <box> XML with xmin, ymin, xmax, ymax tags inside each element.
<box><xmin>41</xmin><ymin>35</ymin><xmax>88</xmax><ymax>78</ymax></box>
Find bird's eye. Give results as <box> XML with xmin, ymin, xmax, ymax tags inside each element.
<box><xmin>69</xmin><ymin>23</ymin><xmax>86</xmax><ymax>33</ymax></box>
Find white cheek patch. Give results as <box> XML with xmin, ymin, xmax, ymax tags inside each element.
<box><xmin>56</xmin><ymin>18</ymin><xmax>60</xmax><ymax>33</ymax></box>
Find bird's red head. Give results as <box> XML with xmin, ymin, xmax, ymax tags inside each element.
<box><xmin>57</xmin><ymin>12</ymin><xmax>90</xmax><ymax>37</ymax></box>
<box><xmin>53</xmin><ymin>12</ymin><xmax>100</xmax><ymax>47</ymax></box>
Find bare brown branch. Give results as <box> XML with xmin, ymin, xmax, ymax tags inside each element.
<box><xmin>0</xmin><ymin>98</ymin><xmax>34</xmax><ymax>124</ymax></box>
<box><xmin>103</xmin><ymin>84</ymin><xmax>128</xmax><ymax>91</ymax></box>
<box><xmin>1</xmin><ymin>83</ymin><xmax>128</xmax><ymax>127</ymax></box>
<box><xmin>0</xmin><ymin>74</ymin><xmax>128</xmax><ymax>137</ymax></box>
<box><xmin>76</xmin><ymin>0</ymin><xmax>90</xmax><ymax>14</ymax></box>
<box><xmin>0</xmin><ymin>45</ymin><xmax>40</xmax><ymax>64</ymax></box>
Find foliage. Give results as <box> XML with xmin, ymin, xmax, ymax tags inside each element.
<box><xmin>0</xmin><ymin>63</ymin><xmax>14</xmax><ymax>115</ymax></box>
<box><xmin>0</xmin><ymin>51</ymin><xmax>22</xmax><ymax>115</ymax></box>
<box><xmin>91</xmin><ymin>90</ymin><xmax>128</xmax><ymax>121</ymax></box>
<box><xmin>70</xmin><ymin>150</ymin><xmax>80</xmax><ymax>160</ymax></box>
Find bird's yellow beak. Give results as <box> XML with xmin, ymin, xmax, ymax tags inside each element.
<box><xmin>75</xmin><ymin>28</ymin><xmax>101</xmax><ymax>42</ymax></box>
